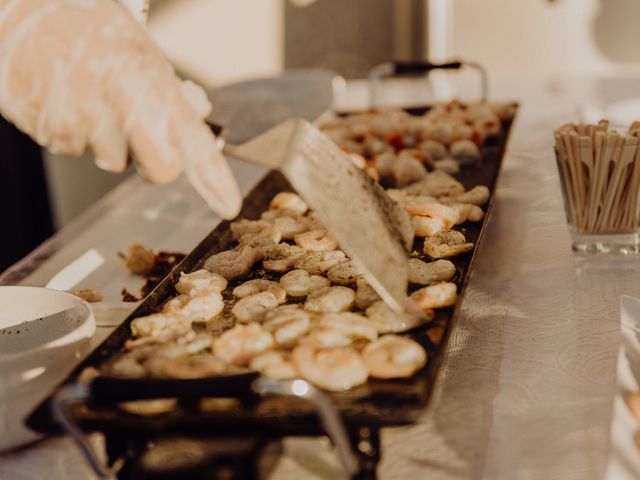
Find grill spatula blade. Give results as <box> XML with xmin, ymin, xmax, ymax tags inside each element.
<box><xmin>223</xmin><ymin>119</ymin><xmax>414</xmax><ymax>313</ymax></box>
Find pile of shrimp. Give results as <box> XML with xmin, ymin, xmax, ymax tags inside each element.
<box><xmin>320</xmin><ymin>100</ymin><xmax>515</xmax><ymax>180</ymax></box>
<box><xmin>103</xmin><ymin>180</ymin><xmax>484</xmax><ymax>396</ymax></box>
<box><xmin>95</xmin><ymin>103</ymin><xmax>508</xmax><ymax>400</ymax></box>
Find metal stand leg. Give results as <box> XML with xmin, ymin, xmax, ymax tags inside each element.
<box><xmin>350</xmin><ymin>426</ymin><xmax>380</xmax><ymax>480</ymax></box>
<box><xmin>104</xmin><ymin>432</ymin><xmax>147</xmax><ymax>480</ymax></box>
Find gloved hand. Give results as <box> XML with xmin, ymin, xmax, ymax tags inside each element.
<box><xmin>0</xmin><ymin>0</ymin><xmax>242</xmax><ymax>219</ymax></box>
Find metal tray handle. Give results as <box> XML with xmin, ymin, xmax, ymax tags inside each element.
<box><xmin>89</xmin><ymin>372</ymin><xmax>260</xmax><ymax>403</ymax></box>
<box><xmin>368</xmin><ymin>59</ymin><xmax>488</xmax><ymax>107</ymax></box>
<box><xmin>51</xmin><ymin>376</ymin><xmax>360</xmax><ymax>479</ymax></box>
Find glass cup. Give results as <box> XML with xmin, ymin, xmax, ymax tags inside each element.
<box><xmin>554</xmin><ymin>125</ymin><xmax>640</xmax><ymax>255</ymax></box>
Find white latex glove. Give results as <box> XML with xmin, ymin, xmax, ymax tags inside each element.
<box><xmin>0</xmin><ymin>0</ymin><xmax>242</xmax><ymax>219</ymax></box>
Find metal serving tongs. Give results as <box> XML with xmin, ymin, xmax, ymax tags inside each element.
<box><xmin>210</xmin><ymin>118</ymin><xmax>417</xmax><ymax>315</ymax></box>
<box><xmin>51</xmin><ymin>373</ymin><xmax>361</xmax><ymax>479</ymax></box>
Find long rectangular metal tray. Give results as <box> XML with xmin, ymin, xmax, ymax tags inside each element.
<box><xmin>28</xmin><ymin>105</ymin><xmax>516</xmax><ymax>439</ymax></box>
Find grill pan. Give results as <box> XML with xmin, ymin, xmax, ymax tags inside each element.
<box><xmin>27</xmin><ymin>104</ymin><xmax>516</xmax><ymax>479</ymax></box>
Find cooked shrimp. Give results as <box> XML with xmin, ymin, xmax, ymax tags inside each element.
<box><xmin>294</xmin><ymin>250</ymin><xmax>346</xmax><ymax>275</ymax></box>
<box><xmin>433</xmin><ymin>158</ymin><xmax>460</xmax><ymax>174</ymax></box>
<box><xmin>294</xmin><ymin>229</ymin><xmax>338</xmax><ymax>252</ymax></box>
<box><xmin>180</xmin><ymin>332</ymin><xmax>216</xmax><ymax>354</ymax></box>
<box><xmin>406</xmin><ymin>199</ymin><xmax>459</xmax><ymax>228</ymax></box>
<box><xmin>162</xmin><ymin>293</ymin><xmax>189</xmax><ymax>313</ymax></box>
<box><xmin>304</xmin><ymin>286</ymin><xmax>355</xmax><ymax>313</ymax></box>
<box><xmin>274</xmin><ymin>216</ymin><xmax>311</xmax><ymax>240</ymax></box>
<box><xmin>237</xmin><ymin>224</ymin><xmax>282</xmax><ymax>251</ymax></box>
<box><xmin>315</xmin><ymin>312</ymin><xmax>378</xmax><ymax>342</ymax></box>
<box><xmin>417</xmin><ymin>139</ymin><xmax>447</xmax><ymax>160</ymax></box>
<box><xmin>465</xmin><ymin>102</ymin><xmax>496</xmax><ymax>122</ymax></box>
<box><xmin>448</xmin><ymin>203</ymin><xmax>484</xmax><ymax>224</ymax></box>
<box><xmin>232</xmin><ymin>291</ymin><xmax>280</xmax><ymax>323</ymax></box>
<box><xmin>164</xmin><ymin>287</ymin><xmax>224</xmax><ymax>323</ymax></box>
<box><xmin>106</xmin><ymin>349</ymin><xmax>150</xmax><ymax>378</ymax></box>
<box><xmin>398</xmin><ymin>148</ymin><xmax>431</xmax><ymax>165</ymax></box>
<box><xmin>270</xmin><ymin>192</ymin><xmax>308</xmax><ymax>215</ymax></box>
<box><xmin>122</xmin><ymin>336</ymin><xmax>166</xmax><ymax>350</ymax></box>
<box><xmin>130</xmin><ymin>312</ymin><xmax>191</xmax><ymax>340</ymax></box>
<box><xmin>146</xmin><ymin>354</ymin><xmax>228</xmax><ymax>379</ymax></box>
<box><xmin>299</xmin><ymin>328</ymin><xmax>353</xmax><ymax>349</ymax></box>
<box><xmin>415</xmin><ymin>118</ymin><xmax>436</xmax><ymax>141</ymax></box>
<box><xmin>233</xmin><ymin>279</ymin><xmax>287</xmax><ymax>304</ymax></box>
<box><xmin>423</xmin><ymin>231</ymin><xmax>474</xmax><ymax>258</ymax></box>
<box><xmin>433</xmin><ymin>122</ymin><xmax>455</xmax><ymax>144</ymax></box>
<box><xmin>441</xmin><ymin>185</ymin><xmax>490</xmax><ymax>207</ymax></box>
<box><xmin>327</xmin><ymin>260</ymin><xmax>362</xmax><ymax>285</ymax></box>
<box><xmin>204</xmin><ymin>246</ymin><xmax>258</xmax><ymax>280</ymax></box>
<box><xmin>249</xmin><ymin>350</ymin><xmax>283</xmax><ymax>372</ymax></box>
<box><xmin>403</xmin><ymin>171</ymin><xmax>464</xmax><ymax>197</ymax></box>
<box><xmin>450</xmin><ymin>140</ymin><xmax>480</xmax><ymax>165</ymax></box>
<box><xmin>413</xmin><ymin>215</ymin><xmax>445</xmax><ymax>237</ymax></box>
<box><xmin>408</xmin><ymin>258</ymin><xmax>456</xmax><ymax>285</ymax></box>
<box><xmin>451</xmin><ymin>123</ymin><xmax>473</xmax><ymax>143</ymax></box>
<box><xmin>365</xmin><ymin>300</ymin><xmax>432</xmax><ymax>334</ymax></box>
<box><xmin>410</xmin><ymin>282</ymin><xmax>458</xmax><ymax>310</ymax></box>
<box><xmin>260</xmin><ymin>208</ymin><xmax>299</xmax><ymax>221</ymax></box>
<box><xmin>279</xmin><ymin>269</ymin><xmax>330</xmax><ymax>297</ymax></box>
<box><xmin>146</xmin><ymin>342</ymin><xmax>192</xmax><ymax>360</ymax></box>
<box><xmin>291</xmin><ymin>345</ymin><xmax>369</xmax><ymax>392</ymax></box>
<box><xmin>262</xmin><ymin>243</ymin><xmax>306</xmax><ymax>272</ymax></box>
<box><xmin>214</xmin><ymin>323</ymin><xmax>274</xmax><ymax>366</ymax></box>
<box><xmin>447</xmin><ymin>203</ymin><xmax>471</xmax><ymax>225</ymax></box>
<box><xmin>108</xmin><ymin>358</ymin><xmax>146</xmax><ymax>379</ymax></box>
<box><xmin>354</xmin><ymin>277</ymin><xmax>380</xmax><ymax>309</ymax></box>
<box><xmin>175</xmin><ymin>269</ymin><xmax>227</xmax><ymax>295</ymax></box>
<box><xmin>392</xmin><ymin>154</ymin><xmax>427</xmax><ymax>186</ymax></box>
<box><xmin>249</xmin><ymin>351</ymin><xmax>297</xmax><ymax>380</ymax></box>
<box><xmin>370</xmin><ymin>110</ymin><xmax>408</xmax><ymax>136</ymax></box>
<box><xmin>230</xmin><ymin>219</ymin><xmax>270</xmax><ymax>241</ymax></box>
<box><xmin>362</xmin><ymin>335</ymin><xmax>426</xmax><ymax>379</ymax></box>
<box><xmin>467</xmin><ymin>205</ymin><xmax>485</xmax><ymax>222</ymax></box>
<box><xmin>405</xmin><ymin>193</ymin><xmax>438</xmax><ymax>205</ymax></box>
<box><xmin>373</xmin><ymin>152</ymin><xmax>396</xmax><ymax>177</ymax></box>
<box><xmin>363</xmin><ymin>136</ymin><xmax>391</xmax><ymax>157</ymax></box>
<box><xmin>263</xmin><ymin>305</ymin><xmax>311</xmax><ymax>347</ymax></box>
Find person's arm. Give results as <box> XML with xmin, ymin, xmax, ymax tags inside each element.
<box><xmin>0</xmin><ymin>0</ymin><xmax>241</xmax><ymax>219</ymax></box>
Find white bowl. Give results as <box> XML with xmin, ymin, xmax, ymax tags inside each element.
<box><xmin>0</xmin><ymin>286</ymin><xmax>95</xmax><ymax>451</ymax></box>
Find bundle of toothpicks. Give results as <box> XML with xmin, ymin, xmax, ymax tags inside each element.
<box><xmin>554</xmin><ymin>120</ymin><xmax>640</xmax><ymax>234</ymax></box>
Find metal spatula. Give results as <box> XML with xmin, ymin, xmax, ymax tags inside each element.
<box><xmin>213</xmin><ymin>118</ymin><xmax>415</xmax><ymax>313</ymax></box>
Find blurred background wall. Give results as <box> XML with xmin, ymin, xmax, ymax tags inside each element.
<box><xmin>453</xmin><ymin>0</ymin><xmax>614</xmax><ymax>75</ymax></box>
<box><xmin>8</xmin><ymin>0</ymin><xmax>640</xmax><ymax>270</ymax></box>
